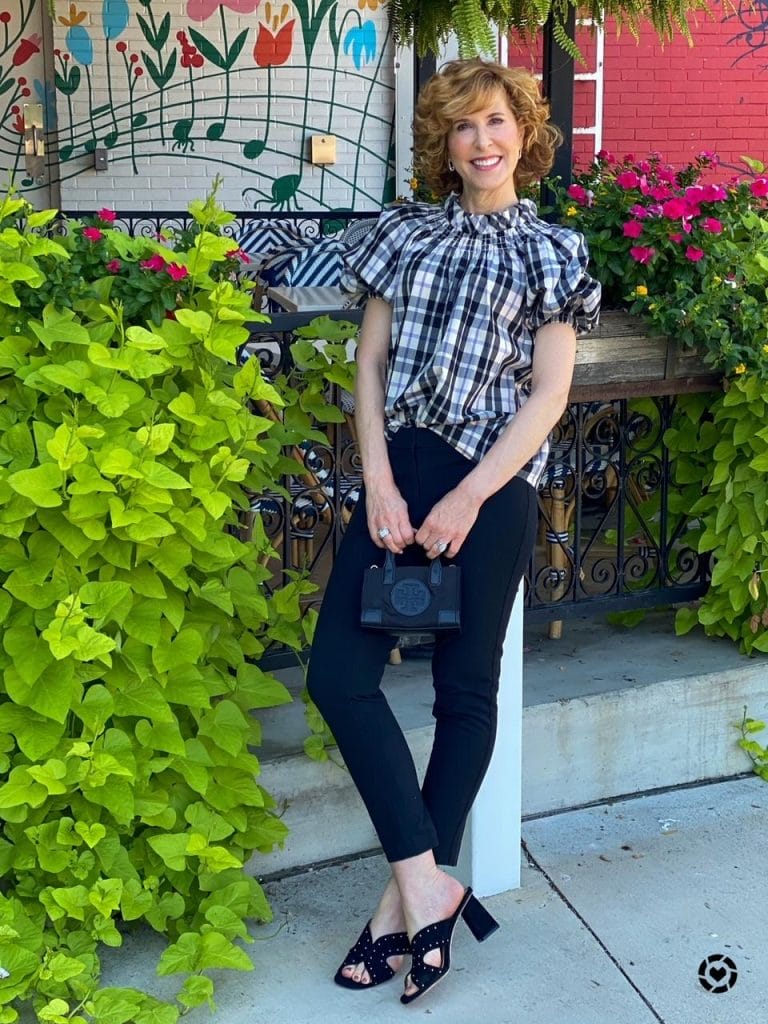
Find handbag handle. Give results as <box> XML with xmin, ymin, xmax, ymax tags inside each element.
<box><xmin>382</xmin><ymin>549</ymin><xmax>444</xmax><ymax>586</ymax></box>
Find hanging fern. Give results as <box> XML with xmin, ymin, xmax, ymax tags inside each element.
<box><xmin>452</xmin><ymin>0</ymin><xmax>497</xmax><ymax>57</ymax></box>
<box><xmin>389</xmin><ymin>0</ymin><xmax>712</xmax><ymax>58</ymax></box>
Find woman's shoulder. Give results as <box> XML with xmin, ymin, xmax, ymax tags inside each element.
<box><xmin>376</xmin><ymin>200</ymin><xmax>445</xmax><ymax>232</ymax></box>
<box><xmin>518</xmin><ymin>201</ymin><xmax>588</xmax><ymax>255</ymax></box>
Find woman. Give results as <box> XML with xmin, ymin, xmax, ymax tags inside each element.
<box><xmin>306</xmin><ymin>58</ymin><xmax>600</xmax><ymax>1005</ymax></box>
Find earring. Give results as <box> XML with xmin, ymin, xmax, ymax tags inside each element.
<box><xmin>448</xmin><ymin>160</ymin><xmax>455</xmax><ymax>172</ymax></box>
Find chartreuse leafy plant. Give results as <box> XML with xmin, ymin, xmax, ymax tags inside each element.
<box><xmin>667</xmin><ymin>380</ymin><xmax>768</xmax><ymax>655</ymax></box>
<box><xmin>736</xmin><ymin>708</ymin><xmax>768</xmax><ymax>781</ymax></box>
<box><xmin>0</xmin><ymin>189</ymin><xmax>316</xmax><ymax>1020</ymax></box>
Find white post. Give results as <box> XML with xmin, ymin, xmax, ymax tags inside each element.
<box><xmin>456</xmin><ymin>583</ymin><xmax>524</xmax><ymax>896</ymax></box>
<box><xmin>393</xmin><ymin>45</ymin><xmax>415</xmax><ymax>201</ymax></box>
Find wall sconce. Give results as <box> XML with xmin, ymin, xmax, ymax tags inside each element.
<box><xmin>310</xmin><ymin>135</ymin><xmax>336</xmax><ymax>165</ymax></box>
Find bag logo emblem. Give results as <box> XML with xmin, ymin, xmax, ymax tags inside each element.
<box><xmin>390</xmin><ymin>579</ymin><xmax>431</xmax><ymax>616</ymax></box>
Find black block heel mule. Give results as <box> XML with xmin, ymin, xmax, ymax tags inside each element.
<box><xmin>333</xmin><ymin>922</ymin><xmax>411</xmax><ymax>989</ymax></box>
<box><xmin>400</xmin><ymin>887</ymin><xmax>499</xmax><ymax>1005</ymax></box>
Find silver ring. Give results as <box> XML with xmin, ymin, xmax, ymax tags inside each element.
<box><xmin>377</xmin><ymin>527</ymin><xmax>391</xmax><ymax>540</ymax></box>
<box><xmin>436</xmin><ymin>541</ymin><xmax>448</xmax><ymax>554</ymax></box>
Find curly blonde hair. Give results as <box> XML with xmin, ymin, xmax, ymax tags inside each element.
<box><xmin>413</xmin><ymin>59</ymin><xmax>561</xmax><ymax>198</ymax></box>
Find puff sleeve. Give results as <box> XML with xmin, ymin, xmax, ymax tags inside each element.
<box><xmin>340</xmin><ymin>205</ymin><xmax>422</xmax><ymax>303</ymax></box>
<box><xmin>524</xmin><ymin>223</ymin><xmax>601</xmax><ymax>335</ymax></box>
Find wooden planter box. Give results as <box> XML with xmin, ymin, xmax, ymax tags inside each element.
<box><xmin>570</xmin><ymin>310</ymin><xmax>722</xmax><ymax>402</ymax></box>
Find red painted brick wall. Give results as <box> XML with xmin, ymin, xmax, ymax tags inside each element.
<box><xmin>507</xmin><ymin>8</ymin><xmax>768</xmax><ymax>175</ymax></box>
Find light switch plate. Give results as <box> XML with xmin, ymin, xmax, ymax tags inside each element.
<box><xmin>311</xmin><ymin>135</ymin><xmax>336</xmax><ymax>165</ymax></box>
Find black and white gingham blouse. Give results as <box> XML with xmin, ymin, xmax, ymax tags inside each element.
<box><xmin>341</xmin><ymin>194</ymin><xmax>601</xmax><ymax>487</ymax></box>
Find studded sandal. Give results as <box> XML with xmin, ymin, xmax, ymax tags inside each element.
<box><xmin>400</xmin><ymin>887</ymin><xmax>499</xmax><ymax>1005</ymax></box>
<box><xmin>333</xmin><ymin>922</ymin><xmax>411</xmax><ymax>989</ymax></box>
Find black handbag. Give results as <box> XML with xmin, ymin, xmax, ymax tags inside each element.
<box><xmin>360</xmin><ymin>550</ymin><xmax>461</xmax><ymax>633</ymax></box>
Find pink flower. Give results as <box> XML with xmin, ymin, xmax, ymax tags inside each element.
<box><xmin>648</xmin><ymin>184</ymin><xmax>672</xmax><ymax>201</ymax></box>
<box><xmin>661</xmin><ymin>198</ymin><xmax>687</xmax><ymax>220</ymax></box>
<box><xmin>622</xmin><ymin>220</ymin><xmax>644</xmax><ymax>239</ymax></box>
<box><xmin>166</xmin><ymin>262</ymin><xmax>189</xmax><ymax>281</ymax></box>
<box><xmin>629</xmin><ymin>204</ymin><xmax>650</xmax><ymax>219</ymax></box>
<box><xmin>701</xmin><ymin>217</ymin><xmax>723</xmax><ymax>234</ymax></box>
<box><xmin>685</xmin><ymin>245</ymin><xmax>705</xmax><ymax>262</ymax></box>
<box><xmin>596</xmin><ymin>149</ymin><xmax>615</xmax><ymax>163</ymax></box>
<box><xmin>97</xmin><ymin>208</ymin><xmax>117</xmax><ymax>223</ymax></box>
<box><xmin>637</xmin><ymin>160</ymin><xmax>651</xmax><ymax>175</ymax></box>
<box><xmin>750</xmin><ymin>178</ymin><xmax>768</xmax><ymax>197</ymax></box>
<box><xmin>106</xmin><ymin>259</ymin><xmax>121</xmax><ymax>273</ymax></box>
<box><xmin>82</xmin><ymin>227</ymin><xmax>104</xmax><ymax>242</ymax></box>
<box><xmin>567</xmin><ymin>183</ymin><xmax>589</xmax><ymax>205</ymax></box>
<box><xmin>141</xmin><ymin>254</ymin><xmax>166</xmax><ymax>271</ymax></box>
<box><xmin>701</xmin><ymin>184</ymin><xmax>728</xmax><ymax>202</ymax></box>
<box><xmin>226</xmin><ymin>247</ymin><xmax>251</xmax><ymax>263</ymax></box>
<box><xmin>669</xmin><ymin>232</ymin><xmax>684</xmax><ymax>243</ymax></box>
<box><xmin>657</xmin><ymin>166</ymin><xmax>677</xmax><ymax>184</ymax></box>
<box><xmin>187</xmin><ymin>0</ymin><xmax>260</xmax><ymax>21</ymax></box>
<box><xmin>616</xmin><ymin>170</ymin><xmax>640</xmax><ymax>190</ymax></box>
<box><xmin>629</xmin><ymin>246</ymin><xmax>655</xmax><ymax>264</ymax></box>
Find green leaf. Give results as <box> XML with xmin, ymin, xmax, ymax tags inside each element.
<box><xmin>112</xmin><ymin>677</ymin><xmax>174</xmax><ymax>722</ymax></box>
<box><xmin>176</xmin><ymin>975</ymin><xmax>214</xmax><ymax>1011</ymax></box>
<box><xmin>90</xmin><ymin>989</ymin><xmax>145</xmax><ymax>1024</ymax></box>
<box><xmin>187</xmin><ymin>27</ymin><xmax>226</xmax><ymax>68</ymax></box>
<box><xmin>197</xmin><ymin>930</ymin><xmax>253</xmax><ymax>971</ymax></box>
<box><xmin>8</xmin><ymin>463</ymin><xmax>63</xmax><ymax>507</ymax></box>
<box><xmin>147</xmin><ymin>833</ymin><xmax>188</xmax><ymax>871</ymax></box>
<box><xmin>0</xmin><ymin>703</ymin><xmax>63</xmax><ymax>758</ymax></box>
<box><xmin>198</xmin><ymin>700</ymin><xmax>252</xmax><ymax>756</ymax></box>
<box><xmin>74</xmin><ymin>821</ymin><xmax>107</xmax><ymax>848</ymax></box>
<box><xmin>156</xmin><ymin>932</ymin><xmax>200</xmax><ymax>975</ymax></box>
<box><xmin>5</xmin><ymin>659</ymin><xmax>81</xmax><ymax>724</ymax></box>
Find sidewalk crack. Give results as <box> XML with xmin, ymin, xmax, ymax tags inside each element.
<box><xmin>522</xmin><ymin>840</ymin><xmax>668</xmax><ymax>1024</ymax></box>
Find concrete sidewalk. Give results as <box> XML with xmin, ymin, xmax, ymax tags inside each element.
<box><xmin>107</xmin><ymin>775</ymin><xmax>766</xmax><ymax>1023</ymax></box>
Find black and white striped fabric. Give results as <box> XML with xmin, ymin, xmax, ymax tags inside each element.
<box><xmin>237</xmin><ymin>218</ymin><xmax>345</xmax><ymax>288</ymax></box>
<box><xmin>341</xmin><ymin>195</ymin><xmax>601</xmax><ymax>488</ymax></box>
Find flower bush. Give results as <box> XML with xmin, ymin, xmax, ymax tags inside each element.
<box><xmin>554</xmin><ymin>150</ymin><xmax>768</xmax><ymax>378</ymax></box>
<box><xmin>0</xmin><ymin>186</ymin><xmax>326</xmax><ymax>1020</ymax></box>
<box><xmin>553</xmin><ymin>151</ymin><xmax>768</xmax><ymax>655</ymax></box>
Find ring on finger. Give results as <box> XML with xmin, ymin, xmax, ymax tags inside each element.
<box><xmin>377</xmin><ymin>526</ymin><xmax>391</xmax><ymax>540</ymax></box>
<box><xmin>435</xmin><ymin>540</ymin><xmax>448</xmax><ymax>555</ymax></box>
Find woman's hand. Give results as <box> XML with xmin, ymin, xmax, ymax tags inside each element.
<box><xmin>415</xmin><ymin>486</ymin><xmax>482</xmax><ymax>558</ymax></box>
<box><xmin>366</xmin><ymin>485</ymin><xmax>416</xmax><ymax>554</ymax></box>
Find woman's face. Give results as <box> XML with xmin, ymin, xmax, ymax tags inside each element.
<box><xmin>446</xmin><ymin>89</ymin><xmax>523</xmax><ymax>213</ymax></box>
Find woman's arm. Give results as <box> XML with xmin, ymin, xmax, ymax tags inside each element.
<box><xmin>415</xmin><ymin>321</ymin><xmax>577</xmax><ymax>557</ymax></box>
<box><xmin>355</xmin><ymin>296</ymin><xmax>416</xmax><ymax>553</ymax></box>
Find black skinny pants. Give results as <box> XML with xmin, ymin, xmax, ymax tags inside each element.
<box><xmin>306</xmin><ymin>427</ymin><xmax>538</xmax><ymax>865</ymax></box>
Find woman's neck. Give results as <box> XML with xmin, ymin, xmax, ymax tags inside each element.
<box><xmin>459</xmin><ymin>183</ymin><xmax>519</xmax><ymax>215</ymax></box>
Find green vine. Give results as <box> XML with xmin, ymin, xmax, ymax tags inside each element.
<box><xmin>0</xmin><ymin>188</ymin><xmax>323</xmax><ymax>1020</ymax></box>
<box><xmin>736</xmin><ymin>707</ymin><xmax>768</xmax><ymax>781</ymax></box>
<box><xmin>667</xmin><ymin>380</ymin><xmax>768</xmax><ymax>655</ymax></box>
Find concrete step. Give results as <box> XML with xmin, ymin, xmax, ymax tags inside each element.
<box><xmin>254</xmin><ymin>611</ymin><xmax>768</xmax><ymax>875</ymax></box>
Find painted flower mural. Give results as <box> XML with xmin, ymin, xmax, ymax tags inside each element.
<box><xmin>187</xmin><ymin>0</ymin><xmax>261</xmax><ymax>21</ymax></box>
<box><xmin>102</xmin><ymin>0</ymin><xmax>129</xmax><ymax>39</ymax></box>
<box><xmin>254</xmin><ymin>3</ymin><xmax>295</xmax><ymax>67</ymax></box>
<box><xmin>12</xmin><ymin>34</ymin><xmax>41</xmax><ymax>66</ymax></box>
<box><xmin>343</xmin><ymin>20</ymin><xmax>376</xmax><ymax>69</ymax></box>
<box><xmin>33</xmin><ymin>0</ymin><xmax>393</xmax><ymax>212</ymax></box>
<box><xmin>58</xmin><ymin>5</ymin><xmax>93</xmax><ymax>65</ymax></box>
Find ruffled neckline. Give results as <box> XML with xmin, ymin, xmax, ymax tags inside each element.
<box><xmin>442</xmin><ymin>193</ymin><xmax>538</xmax><ymax>235</ymax></box>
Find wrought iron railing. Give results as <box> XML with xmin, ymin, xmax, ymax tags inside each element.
<box><xmin>60</xmin><ymin>209</ymin><xmax>380</xmax><ymax>243</ymax></box>
<box><xmin>241</xmin><ymin>313</ymin><xmax>715</xmax><ymax>655</ymax></box>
